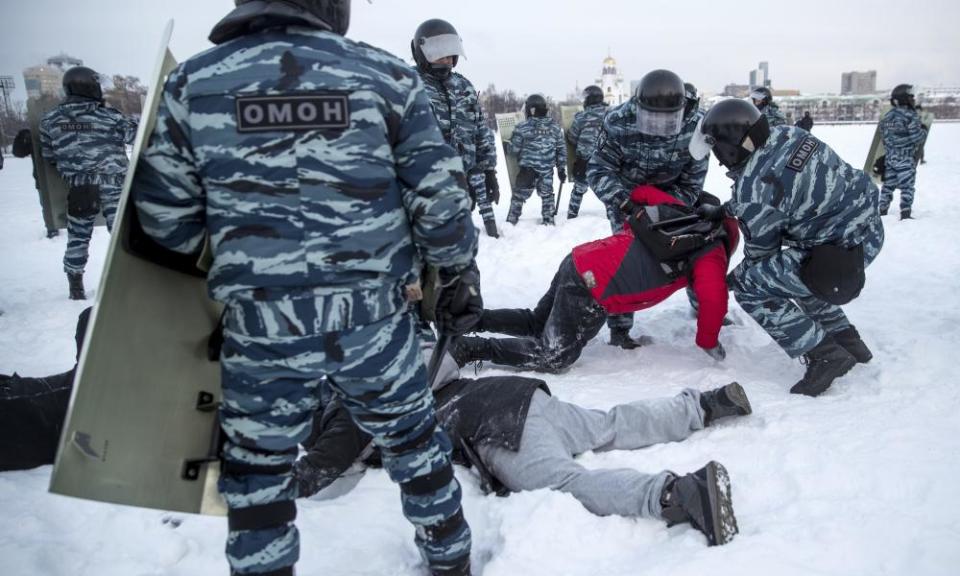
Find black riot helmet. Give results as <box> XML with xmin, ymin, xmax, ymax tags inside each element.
<box><xmin>583</xmin><ymin>85</ymin><xmax>605</xmax><ymax>107</ymax></box>
<box><xmin>412</xmin><ymin>19</ymin><xmax>466</xmax><ymax>79</ymax></box>
<box><xmin>62</xmin><ymin>66</ymin><xmax>103</xmax><ymax>101</ymax></box>
<box><xmin>683</xmin><ymin>82</ymin><xmax>700</xmax><ymax>119</ymax></box>
<box><xmin>749</xmin><ymin>86</ymin><xmax>772</xmax><ymax>110</ymax></box>
<box><xmin>633</xmin><ymin>69</ymin><xmax>686</xmax><ymax>137</ymax></box>
<box><xmin>525</xmin><ymin>94</ymin><xmax>548</xmax><ymax>118</ymax></box>
<box><xmin>891</xmin><ymin>84</ymin><xmax>916</xmax><ymax>109</ymax></box>
<box><xmin>210</xmin><ymin>0</ymin><xmax>350</xmax><ymax>44</ymax></box>
<box><xmin>688</xmin><ymin>98</ymin><xmax>770</xmax><ymax>170</ymax></box>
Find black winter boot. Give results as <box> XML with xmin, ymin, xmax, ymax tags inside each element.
<box><xmin>879</xmin><ymin>207</ymin><xmax>889</xmax><ymax>216</ymax></box>
<box><xmin>483</xmin><ymin>219</ymin><xmax>499</xmax><ymax>238</ymax></box>
<box><xmin>832</xmin><ymin>325</ymin><xmax>872</xmax><ymax>364</ymax></box>
<box><xmin>450</xmin><ymin>336</ymin><xmax>492</xmax><ymax>367</ymax></box>
<box><xmin>700</xmin><ymin>382</ymin><xmax>752</xmax><ymax>427</ymax></box>
<box><xmin>900</xmin><ymin>208</ymin><xmax>912</xmax><ymax>220</ymax></box>
<box><xmin>790</xmin><ymin>337</ymin><xmax>857</xmax><ymax>397</ymax></box>
<box><xmin>660</xmin><ymin>461</ymin><xmax>738</xmax><ymax>546</ymax></box>
<box><xmin>608</xmin><ymin>326</ymin><xmax>651</xmax><ymax>350</ymax></box>
<box><xmin>46</xmin><ymin>228</ymin><xmax>59</xmax><ymax>238</ymax></box>
<box><xmin>67</xmin><ymin>273</ymin><xmax>86</xmax><ymax>300</ymax></box>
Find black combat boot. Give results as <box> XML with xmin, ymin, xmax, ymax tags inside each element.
<box><xmin>832</xmin><ymin>325</ymin><xmax>872</xmax><ymax>364</ymax></box>
<box><xmin>46</xmin><ymin>228</ymin><xmax>59</xmax><ymax>238</ymax></box>
<box><xmin>879</xmin><ymin>207</ymin><xmax>889</xmax><ymax>216</ymax></box>
<box><xmin>790</xmin><ymin>337</ymin><xmax>857</xmax><ymax>397</ymax></box>
<box><xmin>67</xmin><ymin>273</ymin><xmax>86</xmax><ymax>300</ymax></box>
<box><xmin>449</xmin><ymin>336</ymin><xmax>492</xmax><ymax>367</ymax></box>
<box><xmin>483</xmin><ymin>219</ymin><xmax>499</xmax><ymax>238</ymax></box>
<box><xmin>900</xmin><ymin>208</ymin><xmax>912</xmax><ymax>220</ymax></box>
<box><xmin>660</xmin><ymin>461</ymin><xmax>739</xmax><ymax>546</ymax></box>
<box><xmin>700</xmin><ymin>382</ymin><xmax>752</xmax><ymax>427</ymax></box>
<box><xmin>608</xmin><ymin>326</ymin><xmax>651</xmax><ymax>350</ymax></box>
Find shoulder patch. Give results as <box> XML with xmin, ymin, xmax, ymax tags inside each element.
<box><xmin>236</xmin><ymin>93</ymin><xmax>351</xmax><ymax>133</ymax></box>
<box><xmin>786</xmin><ymin>136</ymin><xmax>819</xmax><ymax>172</ymax></box>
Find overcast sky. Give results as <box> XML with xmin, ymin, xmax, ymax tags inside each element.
<box><xmin>3</xmin><ymin>0</ymin><xmax>959</xmax><ymax>103</ymax></box>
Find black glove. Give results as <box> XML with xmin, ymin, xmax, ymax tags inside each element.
<box><xmin>484</xmin><ymin>170</ymin><xmax>500</xmax><ymax>204</ymax></box>
<box><xmin>557</xmin><ymin>167</ymin><xmax>567</xmax><ymax>183</ymax></box>
<box><xmin>436</xmin><ymin>264</ymin><xmax>483</xmax><ymax>336</ymax></box>
<box><xmin>697</xmin><ymin>203</ymin><xmax>725</xmax><ymax>222</ymax></box>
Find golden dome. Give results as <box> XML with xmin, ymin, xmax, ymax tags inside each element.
<box><xmin>603</xmin><ymin>56</ymin><xmax>617</xmax><ymax>66</ymax></box>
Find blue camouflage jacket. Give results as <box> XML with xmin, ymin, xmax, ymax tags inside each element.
<box><xmin>568</xmin><ymin>103</ymin><xmax>608</xmax><ymax>160</ymax></box>
<box><xmin>762</xmin><ymin>103</ymin><xmax>787</xmax><ymax>128</ymax></box>
<box><xmin>727</xmin><ymin>126</ymin><xmax>881</xmax><ymax>263</ymax></box>
<box><xmin>509</xmin><ymin>117</ymin><xmax>566</xmax><ymax>172</ymax></box>
<box><xmin>133</xmin><ymin>26</ymin><xmax>477</xmax><ymax>305</ymax></box>
<box><xmin>39</xmin><ymin>99</ymin><xmax>137</xmax><ymax>185</ymax></box>
<box><xmin>587</xmin><ymin>100</ymin><xmax>708</xmax><ymax>208</ymax></box>
<box><xmin>880</xmin><ymin>106</ymin><xmax>925</xmax><ymax>167</ymax></box>
<box><xmin>419</xmin><ymin>71</ymin><xmax>497</xmax><ymax>174</ymax></box>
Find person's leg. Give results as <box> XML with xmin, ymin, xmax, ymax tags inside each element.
<box><xmin>99</xmin><ymin>180</ymin><xmax>123</xmax><ymax>232</ymax></box>
<box><xmin>897</xmin><ymin>164</ymin><xmax>917</xmax><ymax>215</ymax></box>
<box><xmin>567</xmin><ymin>179</ymin><xmax>588</xmax><ymax>218</ymax></box>
<box><xmin>478</xmin><ymin>257</ymin><xmax>565</xmax><ymax>337</ymax></box>
<box><xmin>329</xmin><ymin>311</ymin><xmax>470</xmax><ymax>574</ymax></box>
<box><xmin>879</xmin><ymin>169</ymin><xmax>896</xmax><ymax>215</ymax></box>
<box><xmin>477</xmin><ymin>392</ymin><xmax>672</xmax><ymax>518</ymax></box>
<box><xmin>537</xmin><ymin>171</ymin><xmax>555</xmax><ymax>224</ymax></box>
<box><xmin>506</xmin><ymin>186</ymin><xmax>533</xmax><ymax>225</ymax></box>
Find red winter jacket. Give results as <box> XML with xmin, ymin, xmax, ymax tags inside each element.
<box><xmin>571</xmin><ymin>185</ymin><xmax>738</xmax><ymax>349</ymax></box>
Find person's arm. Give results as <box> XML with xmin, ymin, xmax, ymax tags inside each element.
<box><xmin>132</xmin><ymin>65</ymin><xmax>207</xmax><ymax>255</ymax></box>
<box><xmin>587</xmin><ymin>122</ymin><xmax>628</xmax><ymax>208</ymax></box>
<box><xmin>121</xmin><ymin>113</ymin><xmax>139</xmax><ymax>145</ymax></box>
<box><xmin>38</xmin><ymin>116</ymin><xmax>56</xmax><ymax>165</ymax></box>
<box><xmin>473</xmin><ymin>95</ymin><xmax>497</xmax><ymax>172</ymax></box>
<box><xmin>732</xmin><ymin>199</ymin><xmax>787</xmax><ymax>263</ymax></box>
<box><xmin>568</xmin><ymin>113</ymin><xmax>583</xmax><ymax>148</ymax></box>
<box><xmin>673</xmin><ymin>154</ymin><xmax>709</xmax><ymax>207</ymax></box>
<box><xmin>509</xmin><ymin>125</ymin><xmax>524</xmax><ymax>159</ymax></box>
<box><xmin>394</xmin><ymin>73</ymin><xmax>477</xmax><ymax>272</ymax></box>
<box><xmin>691</xmin><ymin>245</ymin><xmax>729</xmax><ymax>349</ymax></box>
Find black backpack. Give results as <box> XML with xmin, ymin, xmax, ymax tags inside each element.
<box><xmin>12</xmin><ymin>129</ymin><xmax>33</xmax><ymax>159</ymax></box>
<box><xmin>629</xmin><ymin>203</ymin><xmax>726</xmax><ymax>265</ymax></box>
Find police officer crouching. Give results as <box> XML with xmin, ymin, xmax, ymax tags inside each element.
<box><xmin>132</xmin><ymin>1</ymin><xmax>480</xmax><ymax>574</ymax></box>
<box><xmin>690</xmin><ymin>99</ymin><xmax>883</xmax><ymax>397</ymax></box>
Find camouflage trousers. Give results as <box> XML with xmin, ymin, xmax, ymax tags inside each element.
<box><xmin>63</xmin><ymin>181</ymin><xmax>121</xmax><ymax>275</ymax></box>
<box><xmin>879</xmin><ymin>162</ymin><xmax>917</xmax><ymax>212</ymax></box>
<box><xmin>219</xmin><ymin>300</ymin><xmax>470</xmax><ymax>575</ymax></box>
<box><xmin>567</xmin><ymin>178</ymin><xmax>589</xmax><ymax>218</ymax></box>
<box><xmin>730</xmin><ymin>220</ymin><xmax>884</xmax><ymax>357</ymax></box>
<box><xmin>507</xmin><ymin>169</ymin><xmax>555</xmax><ymax>225</ymax></box>
<box><xmin>468</xmin><ymin>170</ymin><xmax>496</xmax><ymax>224</ymax></box>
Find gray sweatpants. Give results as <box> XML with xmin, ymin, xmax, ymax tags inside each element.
<box><xmin>477</xmin><ymin>389</ymin><xmax>704</xmax><ymax>518</ymax></box>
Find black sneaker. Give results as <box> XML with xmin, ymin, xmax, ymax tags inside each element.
<box><xmin>790</xmin><ymin>337</ymin><xmax>856</xmax><ymax>397</ymax></box>
<box><xmin>660</xmin><ymin>461</ymin><xmax>739</xmax><ymax>546</ymax></box>
<box><xmin>700</xmin><ymin>382</ymin><xmax>752</xmax><ymax>426</ymax></box>
<box><xmin>832</xmin><ymin>325</ymin><xmax>872</xmax><ymax>364</ymax></box>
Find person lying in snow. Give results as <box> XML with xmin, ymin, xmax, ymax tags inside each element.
<box><xmin>450</xmin><ymin>185</ymin><xmax>739</xmax><ymax>373</ymax></box>
<box><xmin>295</xmin><ymin>337</ymin><xmax>751</xmax><ymax>547</ymax></box>
<box><xmin>0</xmin><ymin>308</ymin><xmax>91</xmax><ymax>471</ymax></box>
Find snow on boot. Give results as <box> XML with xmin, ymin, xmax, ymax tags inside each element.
<box><xmin>900</xmin><ymin>208</ymin><xmax>912</xmax><ymax>220</ymax></box>
<box><xmin>608</xmin><ymin>327</ymin><xmax>651</xmax><ymax>349</ymax></box>
<box><xmin>483</xmin><ymin>219</ymin><xmax>499</xmax><ymax>238</ymax></box>
<box><xmin>67</xmin><ymin>273</ymin><xmax>86</xmax><ymax>300</ymax></box>
<box><xmin>790</xmin><ymin>337</ymin><xmax>857</xmax><ymax>397</ymax></box>
<box><xmin>660</xmin><ymin>461</ymin><xmax>739</xmax><ymax>546</ymax></box>
<box><xmin>700</xmin><ymin>382</ymin><xmax>752</xmax><ymax>426</ymax></box>
<box><xmin>832</xmin><ymin>325</ymin><xmax>873</xmax><ymax>364</ymax></box>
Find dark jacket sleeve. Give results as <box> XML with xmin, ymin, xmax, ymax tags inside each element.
<box><xmin>295</xmin><ymin>402</ymin><xmax>371</xmax><ymax>498</ymax></box>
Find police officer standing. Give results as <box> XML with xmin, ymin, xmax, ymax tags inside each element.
<box><xmin>750</xmin><ymin>86</ymin><xmax>787</xmax><ymax>128</ymax></box>
<box><xmin>565</xmin><ymin>85</ymin><xmax>607</xmax><ymax>219</ymax></box>
<box><xmin>879</xmin><ymin>84</ymin><xmax>926</xmax><ymax>219</ymax></box>
<box><xmin>412</xmin><ymin>19</ymin><xmax>501</xmax><ymax>238</ymax></box>
<box><xmin>690</xmin><ymin>99</ymin><xmax>884</xmax><ymax>397</ymax></box>
<box><xmin>39</xmin><ymin>67</ymin><xmax>137</xmax><ymax>299</ymax></box>
<box><xmin>507</xmin><ymin>94</ymin><xmax>567</xmax><ymax>225</ymax></box>
<box><xmin>587</xmin><ymin>69</ymin><xmax>708</xmax><ymax>348</ymax></box>
<box><xmin>133</xmin><ymin>2</ymin><xmax>479</xmax><ymax>575</ymax></box>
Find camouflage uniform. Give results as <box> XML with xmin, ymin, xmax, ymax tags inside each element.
<box><xmin>420</xmin><ymin>71</ymin><xmax>498</xmax><ymax>225</ymax></box>
<box><xmin>879</xmin><ymin>106</ymin><xmax>925</xmax><ymax>213</ymax></box>
<box><xmin>39</xmin><ymin>100</ymin><xmax>137</xmax><ymax>274</ymax></box>
<box><xmin>566</xmin><ymin>103</ymin><xmax>607</xmax><ymax>217</ymax></box>
<box><xmin>726</xmin><ymin>126</ymin><xmax>884</xmax><ymax>357</ymax></box>
<box><xmin>762</xmin><ymin>103</ymin><xmax>787</xmax><ymax>128</ymax></box>
<box><xmin>507</xmin><ymin>117</ymin><xmax>566</xmax><ymax>224</ymax></box>
<box><xmin>133</xmin><ymin>26</ymin><xmax>476</xmax><ymax>576</ymax></box>
<box><xmin>587</xmin><ymin>101</ymin><xmax>708</xmax><ymax>333</ymax></box>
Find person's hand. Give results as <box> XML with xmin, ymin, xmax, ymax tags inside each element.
<box><xmin>484</xmin><ymin>170</ymin><xmax>500</xmax><ymax>204</ymax></box>
<box><xmin>436</xmin><ymin>265</ymin><xmax>483</xmax><ymax>336</ymax></box>
<box><xmin>557</xmin><ymin>167</ymin><xmax>567</xmax><ymax>184</ymax></box>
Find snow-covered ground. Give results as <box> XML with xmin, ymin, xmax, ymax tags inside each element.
<box><xmin>1</xmin><ymin>124</ymin><xmax>959</xmax><ymax>576</ymax></box>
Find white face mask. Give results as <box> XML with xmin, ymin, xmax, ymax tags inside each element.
<box><xmin>419</xmin><ymin>34</ymin><xmax>467</xmax><ymax>63</ymax></box>
<box><xmin>637</xmin><ymin>108</ymin><xmax>684</xmax><ymax>137</ymax></box>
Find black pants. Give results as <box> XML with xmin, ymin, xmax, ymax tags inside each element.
<box><xmin>469</xmin><ymin>255</ymin><xmax>607</xmax><ymax>372</ymax></box>
<box><xmin>0</xmin><ymin>370</ymin><xmax>73</xmax><ymax>471</ymax></box>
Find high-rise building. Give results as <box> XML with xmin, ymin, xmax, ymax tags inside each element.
<box><xmin>47</xmin><ymin>54</ymin><xmax>83</xmax><ymax>70</ymax></box>
<box><xmin>749</xmin><ymin>61</ymin><xmax>771</xmax><ymax>89</ymax></box>
<box><xmin>595</xmin><ymin>55</ymin><xmax>629</xmax><ymax>106</ymax></box>
<box><xmin>841</xmin><ymin>71</ymin><xmax>877</xmax><ymax>95</ymax></box>
<box><xmin>22</xmin><ymin>53</ymin><xmax>84</xmax><ymax>100</ymax></box>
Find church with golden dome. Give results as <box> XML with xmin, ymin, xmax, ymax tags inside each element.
<box><xmin>595</xmin><ymin>54</ymin><xmax>629</xmax><ymax>106</ymax></box>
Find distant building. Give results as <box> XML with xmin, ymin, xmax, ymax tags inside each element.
<box><xmin>723</xmin><ymin>84</ymin><xmax>751</xmax><ymax>98</ymax></box>
<box><xmin>595</xmin><ymin>55</ymin><xmax>629</xmax><ymax>106</ymax></box>
<box><xmin>749</xmin><ymin>61</ymin><xmax>771</xmax><ymax>89</ymax></box>
<box><xmin>46</xmin><ymin>54</ymin><xmax>83</xmax><ymax>70</ymax></box>
<box><xmin>841</xmin><ymin>70</ymin><xmax>877</xmax><ymax>95</ymax></box>
<box><xmin>23</xmin><ymin>53</ymin><xmax>84</xmax><ymax>100</ymax></box>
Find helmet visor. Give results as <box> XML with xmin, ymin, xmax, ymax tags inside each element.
<box><xmin>419</xmin><ymin>34</ymin><xmax>467</xmax><ymax>63</ymax></box>
<box><xmin>688</xmin><ymin>117</ymin><xmax>715</xmax><ymax>161</ymax></box>
<box><xmin>637</xmin><ymin>108</ymin><xmax>684</xmax><ymax>137</ymax></box>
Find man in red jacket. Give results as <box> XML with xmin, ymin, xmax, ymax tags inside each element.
<box><xmin>452</xmin><ymin>185</ymin><xmax>738</xmax><ymax>373</ymax></box>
